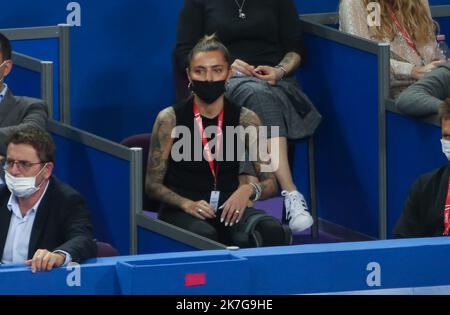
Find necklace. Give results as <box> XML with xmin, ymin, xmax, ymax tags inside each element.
<box><xmin>234</xmin><ymin>0</ymin><xmax>247</xmax><ymax>19</ymax></box>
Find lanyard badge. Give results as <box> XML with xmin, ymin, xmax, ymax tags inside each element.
<box><xmin>193</xmin><ymin>101</ymin><xmax>224</xmax><ymax>211</ymax></box>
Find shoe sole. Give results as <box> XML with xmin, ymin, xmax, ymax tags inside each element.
<box><xmin>289</xmin><ymin>216</ymin><xmax>314</xmax><ymax>233</ymax></box>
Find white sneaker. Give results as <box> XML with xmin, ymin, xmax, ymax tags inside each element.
<box><xmin>282</xmin><ymin>190</ymin><xmax>314</xmax><ymax>233</ymax></box>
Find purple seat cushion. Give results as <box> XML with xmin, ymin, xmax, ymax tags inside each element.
<box><xmin>255</xmin><ymin>197</ymin><xmax>284</xmax><ymax>221</ymax></box>
<box><xmin>96</xmin><ymin>241</ymin><xmax>119</xmax><ymax>257</ymax></box>
<box><xmin>143</xmin><ymin>210</ymin><xmax>158</xmax><ymax>219</ymax></box>
<box><xmin>121</xmin><ymin>133</ymin><xmax>160</xmax><ymax>212</ymax></box>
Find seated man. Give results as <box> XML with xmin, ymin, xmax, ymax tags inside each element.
<box><xmin>146</xmin><ymin>35</ymin><xmax>291</xmax><ymax>247</ymax></box>
<box><xmin>0</xmin><ymin>32</ymin><xmax>48</xmax><ymax>157</ymax></box>
<box><xmin>0</xmin><ymin>127</ymin><xmax>97</xmax><ymax>272</ymax></box>
<box><xmin>396</xmin><ymin>62</ymin><xmax>450</xmax><ymax>117</ymax></box>
<box><xmin>394</xmin><ymin>98</ymin><xmax>450</xmax><ymax>238</ymax></box>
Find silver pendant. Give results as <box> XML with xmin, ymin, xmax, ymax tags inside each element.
<box><xmin>239</xmin><ymin>10</ymin><xmax>246</xmax><ymax>19</ymax></box>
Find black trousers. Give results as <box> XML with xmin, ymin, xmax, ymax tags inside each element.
<box><xmin>159</xmin><ymin>206</ymin><xmax>288</xmax><ymax>248</ymax></box>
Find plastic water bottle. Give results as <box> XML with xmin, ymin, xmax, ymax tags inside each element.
<box><xmin>435</xmin><ymin>34</ymin><xmax>450</xmax><ymax>61</ymax></box>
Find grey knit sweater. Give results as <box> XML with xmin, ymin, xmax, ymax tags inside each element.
<box><xmin>395</xmin><ymin>63</ymin><xmax>450</xmax><ymax>117</ymax></box>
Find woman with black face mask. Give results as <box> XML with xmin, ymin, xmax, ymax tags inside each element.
<box><xmin>145</xmin><ymin>35</ymin><xmax>292</xmax><ymax>248</ymax></box>
<box><xmin>175</xmin><ymin>0</ymin><xmax>321</xmax><ymax>234</ymax></box>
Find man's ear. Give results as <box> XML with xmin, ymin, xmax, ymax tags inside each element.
<box><xmin>44</xmin><ymin>162</ymin><xmax>54</xmax><ymax>180</ymax></box>
<box><xmin>1</xmin><ymin>60</ymin><xmax>13</xmax><ymax>78</ymax></box>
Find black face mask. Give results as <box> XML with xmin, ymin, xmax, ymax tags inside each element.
<box><xmin>191</xmin><ymin>80</ymin><xmax>226</xmax><ymax>104</ymax></box>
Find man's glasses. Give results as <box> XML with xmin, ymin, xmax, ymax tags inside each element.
<box><xmin>1</xmin><ymin>159</ymin><xmax>45</xmax><ymax>172</ymax></box>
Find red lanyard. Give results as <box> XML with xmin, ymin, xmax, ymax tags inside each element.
<box><xmin>193</xmin><ymin>101</ymin><xmax>224</xmax><ymax>190</ymax></box>
<box><xmin>444</xmin><ymin>178</ymin><xmax>450</xmax><ymax>236</ymax></box>
<box><xmin>388</xmin><ymin>7</ymin><xmax>423</xmax><ymax>62</ymax></box>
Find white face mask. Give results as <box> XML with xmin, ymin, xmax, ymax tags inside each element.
<box><xmin>441</xmin><ymin>139</ymin><xmax>450</xmax><ymax>161</ymax></box>
<box><xmin>5</xmin><ymin>164</ymin><xmax>47</xmax><ymax>198</ymax></box>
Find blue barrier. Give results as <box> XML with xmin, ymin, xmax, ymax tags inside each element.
<box><xmin>295</xmin><ymin>0</ymin><xmax>338</xmax><ymax>14</ymax></box>
<box><xmin>136</xmin><ymin>212</ymin><xmax>226</xmax><ymax>255</ymax></box>
<box><xmin>48</xmin><ymin>120</ymin><xmax>140</xmax><ymax>255</ymax></box>
<box><xmin>430</xmin><ymin>0</ymin><xmax>450</xmax><ymax>5</ymax></box>
<box><xmin>0</xmin><ymin>259</ymin><xmax>119</xmax><ymax>295</ymax></box>
<box><xmin>291</xmin><ymin>141</ymin><xmax>312</xmax><ymax>216</ymax></box>
<box><xmin>137</xmin><ymin>226</ymin><xmax>198</xmax><ymax>255</ymax></box>
<box><xmin>7</xmin><ymin>52</ymin><xmax>54</xmax><ymax>117</ymax></box>
<box><xmin>117</xmin><ymin>253</ymin><xmax>250</xmax><ymax>295</ymax></box>
<box><xmin>298</xmin><ymin>19</ymin><xmax>387</xmax><ymax>239</ymax></box>
<box><xmin>436</xmin><ymin>16</ymin><xmax>450</xmax><ymax>37</ymax></box>
<box><xmin>12</xmin><ymin>39</ymin><xmax>60</xmax><ymax>119</ymax></box>
<box><xmin>8</xmin><ymin>66</ymin><xmax>40</xmax><ymax>99</ymax></box>
<box><xmin>386</xmin><ymin>111</ymin><xmax>446</xmax><ymax>238</ymax></box>
<box><xmin>1</xmin><ymin>238</ymin><xmax>450</xmax><ymax>294</ymax></box>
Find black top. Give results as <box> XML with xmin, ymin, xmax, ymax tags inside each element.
<box><xmin>394</xmin><ymin>164</ymin><xmax>450</xmax><ymax>238</ymax></box>
<box><xmin>164</xmin><ymin>97</ymin><xmax>242</xmax><ymax>206</ymax></box>
<box><xmin>175</xmin><ymin>0</ymin><xmax>305</xmax><ymax>72</ymax></box>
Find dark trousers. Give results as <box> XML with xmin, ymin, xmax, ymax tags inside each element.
<box><xmin>159</xmin><ymin>206</ymin><xmax>288</xmax><ymax>247</ymax></box>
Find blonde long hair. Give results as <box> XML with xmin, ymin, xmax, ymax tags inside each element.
<box><xmin>363</xmin><ymin>0</ymin><xmax>436</xmax><ymax>44</ymax></box>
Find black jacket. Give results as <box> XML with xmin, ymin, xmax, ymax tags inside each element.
<box><xmin>0</xmin><ymin>176</ymin><xmax>97</xmax><ymax>262</ymax></box>
<box><xmin>394</xmin><ymin>164</ymin><xmax>450</xmax><ymax>238</ymax></box>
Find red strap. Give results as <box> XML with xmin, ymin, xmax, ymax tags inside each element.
<box><xmin>444</xmin><ymin>178</ymin><xmax>450</xmax><ymax>236</ymax></box>
<box><xmin>193</xmin><ymin>101</ymin><xmax>224</xmax><ymax>190</ymax></box>
<box><xmin>388</xmin><ymin>6</ymin><xmax>423</xmax><ymax>61</ymax></box>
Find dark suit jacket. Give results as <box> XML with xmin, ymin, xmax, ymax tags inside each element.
<box><xmin>394</xmin><ymin>164</ymin><xmax>450</xmax><ymax>238</ymax></box>
<box><xmin>0</xmin><ymin>89</ymin><xmax>48</xmax><ymax>155</ymax></box>
<box><xmin>0</xmin><ymin>177</ymin><xmax>97</xmax><ymax>262</ymax></box>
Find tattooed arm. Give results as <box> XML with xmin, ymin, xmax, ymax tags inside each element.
<box><xmin>218</xmin><ymin>108</ymin><xmax>278</xmax><ymax>225</ymax></box>
<box><xmin>239</xmin><ymin>107</ymin><xmax>278</xmax><ymax>200</ymax></box>
<box><xmin>277</xmin><ymin>52</ymin><xmax>301</xmax><ymax>76</ymax></box>
<box><xmin>145</xmin><ymin>108</ymin><xmax>186</xmax><ymax>209</ymax></box>
<box><xmin>145</xmin><ymin>107</ymin><xmax>216</xmax><ymax>220</ymax></box>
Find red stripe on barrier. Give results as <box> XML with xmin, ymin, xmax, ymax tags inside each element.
<box><xmin>185</xmin><ymin>273</ymin><xmax>206</xmax><ymax>287</ymax></box>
